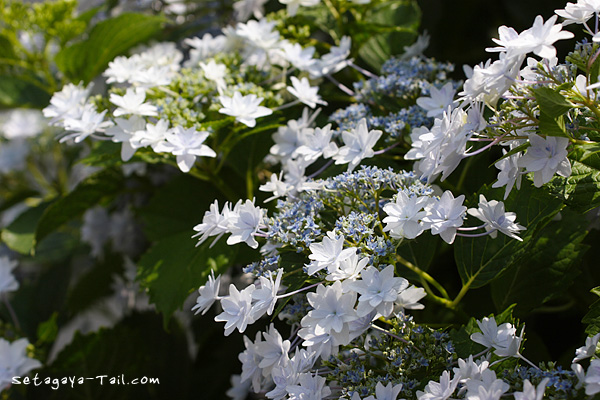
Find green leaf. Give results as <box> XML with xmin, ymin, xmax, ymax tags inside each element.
<box><xmin>533</xmin><ymin>86</ymin><xmax>573</xmax><ymax>118</ymax></box>
<box><xmin>0</xmin><ymin>33</ymin><xmax>16</xmax><ymax>59</ymax></box>
<box><xmin>583</xmin><ymin>288</ymin><xmax>600</xmax><ymax>336</ymax></box>
<box><xmin>37</xmin><ymin>312</ymin><xmax>59</xmax><ymax>344</ymax></box>
<box><xmin>137</xmin><ymin>232</ymin><xmax>237</xmax><ymax>327</ymax></box>
<box><xmin>67</xmin><ymin>252</ymin><xmax>124</xmax><ymax>316</ymax></box>
<box><xmin>538</xmin><ymin>113</ymin><xmax>569</xmax><ymax>138</ymax></box>
<box><xmin>55</xmin><ymin>13</ymin><xmax>167</xmax><ymax>83</ymax></box>
<box><xmin>1</xmin><ymin>201</ymin><xmax>52</xmax><ymax>254</ymax></box>
<box><xmin>34</xmin><ymin>168</ymin><xmax>125</xmax><ymax>247</ymax></box>
<box><xmin>454</xmin><ymin>181</ymin><xmax>563</xmax><ymax>289</ymax></box>
<box><xmin>357</xmin><ymin>0</ymin><xmax>420</xmax><ymax>70</ymax></box>
<box><xmin>33</xmin><ymin>312</ymin><xmax>192</xmax><ymax>399</ymax></box>
<box><xmin>0</xmin><ymin>75</ymin><xmax>51</xmax><ymax>108</ymax></box>
<box><xmin>491</xmin><ymin>209</ymin><xmax>589</xmax><ymax>314</ymax></box>
<box><xmin>396</xmin><ymin>232</ymin><xmax>438</xmax><ymax>272</ymax></box>
<box><xmin>547</xmin><ymin>151</ymin><xmax>600</xmax><ymax>213</ymax></box>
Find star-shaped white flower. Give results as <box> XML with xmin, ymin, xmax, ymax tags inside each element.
<box><xmin>287</xmin><ymin>77</ymin><xmax>327</xmax><ymax>109</ymax></box>
<box><xmin>109</xmin><ymin>87</ymin><xmax>158</xmax><ymax>117</ymax></box>
<box><xmin>218</xmin><ymin>92</ymin><xmax>273</xmax><ymax>128</ymax></box>
<box><xmin>332</xmin><ymin>118</ymin><xmax>382</xmax><ymax>171</ymax></box>
<box><xmin>153</xmin><ymin>126</ymin><xmax>217</xmax><ymax>172</ymax></box>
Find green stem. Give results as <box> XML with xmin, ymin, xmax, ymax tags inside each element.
<box><xmin>450</xmin><ymin>276</ymin><xmax>474</xmax><ymax>309</ymax></box>
<box><xmin>395</xmin><ymin>254</ymin><xmax>451</xmax><ymax>303</ymax></box>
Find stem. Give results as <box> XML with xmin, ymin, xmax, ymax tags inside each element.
<box><xmin>463</xmin><ymin>133</ymin><xmax>507</xmax><ymax>157</ymax></box>
<box><xmin>458</xmin><ymin>224</ymin><xmax>488</xmax><ymax>232</ymax></box>
<box><xmin>395</xmin><ymin>254</ymin><xmax>451</xmax><ymax>302</ymax></box>
<box><xmin>349</xmin><ymin>61</ymin><xmax>378</xmax><ymax>80</ymax></box>
<box><xmin>278</xmin><ymin>282</ymin><xmax>322</xmax><ymax>299</ymax></box>
<box><xmin>373</xmin><ymin>141</ymin><xmax>401</xmax><ymax>155</ymax></box>
<box><xmin>456</xmin><ymin>231</ymin><xmax>495</xmax><ymax>238</ymax></box>
<box><xmin>450</xmin><ymin>275</ymin><xmax>475</xmax><ymax>309</ymax></box>
<box><xmin>273</xmin><ymin>99</ymin><xmax>301</xmax><ymax>111</ymax></box>
<box><xmin>3</xmin><ymin>294</ymin><xmax>21</xmax><ymax>332</ymax></box>
<box><xmin>308</xmin><ymin>159</ymin><xmax>334</xmax><ymax>179</ymax></box>
<box><xmin>370</xmin><ymin>324</ymin><xmax>410</xmax><ymax>344</ymax></box>
<box><xmin>326</xmin><ymin>74</ymin><xmax>355</xmax><ymax>97</ymax></box>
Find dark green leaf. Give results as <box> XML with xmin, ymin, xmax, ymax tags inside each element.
<box><xmin>0</xmin><ymin>33</ymin><xmax>16</xmax><ymax>59</ymax></box>
<box><xmin>32</xmin><ymin>312</ymin><xmax>191</xmax><ymax>400</ymax></box>
<box><xmin>357</xmin><ymin>0</ymin><xmax>420</xmax><ymax>70</ymax></box>
<box><xmin>67</xmin><ymin>252</ymin><xmax>124</xmax><ymax>316</ymax></box>
<box><xmin>34</xmin><ymin>168</ymin><xmax>125</xmax><ymax>247</ymax></box>
<box><xmin>1</xmin><ymin>201</ymin><xmax>52</xmax><ymax>254</ymax></box>
<box><xmin>547</xmin><ymin>159</ymin><xmax>600</xmax><ymax>213</ymax></box>
<box><xmin>583</xmin><ymin>287</ymin><xmax>600</xmax><ymax>336</ymax></box>
<box><xmin>0</xmin><ymin>75</ymin><xmax>51</xmax><ymax>108</ymax></box>
<box><xmin>396</xmin><ymin>232</ymin><xmax>438</xmax><ymax>272</ymax></box>
<box><xmin>272</xmin><ymin>250</ymin><xmax>311</xmax><ymax>318</ymax></box>
<box><xmin>55</xmin><ymin>13</ymin><xmax>167</xmax><ymax>83</ymax></box>
<box><xmin>454</xmin><ymin>181</ymin><xmax>563</xmax><ymax>289</ymax></box>
<box><xmin>137</xmin><ymin>232</ymin><xmax>237</xmax><ymax>327</ymax></box>
<box><xmin>491</xmin><ymin>209</ymin><xmax>589</xmax><ymax>314</ymax></box>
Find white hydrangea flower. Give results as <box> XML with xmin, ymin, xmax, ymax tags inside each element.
<box><xmin>215</xmin><ymin>284</ymin><xmax>257</xmax><ymax>336</ymax></box>
<box><xmin>153</xmin><ymin>126</ymin><xmax>217</xmax><ymax>173</ymax></box>
<box><xmin>0</xmin><ymin>256</ymin><xmax>19</xmax><ymax>295</ymax></box>
<box><xmin>191</xmin><ymin>271</ymin><xmax>221</xmax><ymax>315</ymax></box>
<box><xmin>0</xmin><ymin>338</ymin><xmax>42</xmax><ymax>391</ymax></box>
<box><xmin>110</xmin><ymin>87</ymin><xmax>158</xmax><ymax>117</ymax></box>
<box><xmin>332</xmin><ymin>118</ymin><xmax>382</xmax><ymax>172</ymax></box>
<box><xmin>518</xmin><ymin>133</ymin><xmax>571</xmax><ymax>187</ymax></box>
<box><xmin>219</xmin><ymin>92</ymin><xmax>273</xmax><ymax>128</ymax></box>
<box><xmin>467</xmin><ymin>194</ymin><xmax>526</xmax><ymax>240</ymax></box>
<box><xmin>287</xmin><ymin>77</ymin><xmax>327</xmax><ymax>109</ymax></box>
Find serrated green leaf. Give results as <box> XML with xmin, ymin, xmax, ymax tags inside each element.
<box><xmin>491</xmin><ymin>209</ymin><xmax>589</xmax><ymax>314</ymax></box>
<box><xmin>547</xmin><ymin>160</ymin><xmax>600</xmax><ymax>213</ymax></box>
<box><xmin>1</xmin><ymin>201</ymin><xmax>52</xmax><ymax>254</ymax></box>
<box><xmin>55</xmin><ymin>13</ymin><xmax>167</xmax><ymax>83</ymax></box>
<box><xmin>533</xmin><ymin>86</ymin><xmax>573</xmax><ymax>118</ymax></box>
<box><xmin>538</xmin><ymin>113</ymin><xmax>569</xmax><ymax>138</ymax></box>
<box><xmin>584</xmin><ymin>288</ymin><xmax>600</xmax><ymax>336</ymax></box>
<box><xmin>34</xmin><ymin>168</ymin><xmax>125</xmax><ymax>247</ymax></box>
<box><xmin>454</xmin><ymin>181</ymin><xmax>563</xmax><ymax>289</ymax></box>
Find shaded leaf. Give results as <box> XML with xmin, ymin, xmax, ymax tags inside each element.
<box><xmin>31</xmin><ymin>312</ymin><xmax>191</xmax><ymax>400</ymax></box>
<box><xmin>0</xmin><ymin>75</ymin><xmax>51</xmax><ymax>108</ymax></box>
<box><xmin>137</xmin><ymin>232</ymin><xmax>237</xmax><ymax>327</ymax></box>
<box><xmin>583</xmin><ymin>287</ymin><xmax>600</xmax><ymax>336</ymax></box>
<box><xmin>34</xmin><ymin>168</ymin><xmax>125</xmax><ymax>247</ymax></box>
<box><xmin>454</xmin><ymin>181</ymin><xmax>563</xmax><ymax>289</ymax></box>
<box><xmin>55</xmin><ymin>13</ymin><xmax>166</xmax><ymax>83</ymax></box>
<box><xmin>1</xmin><ymin>201</ymin><xmax>52</xmax><ymax>255</ymax></box>
<box><xmin>491</xmin><ymin>209</ymin><xmax>589</xmax><ymax>314</ymax></box>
